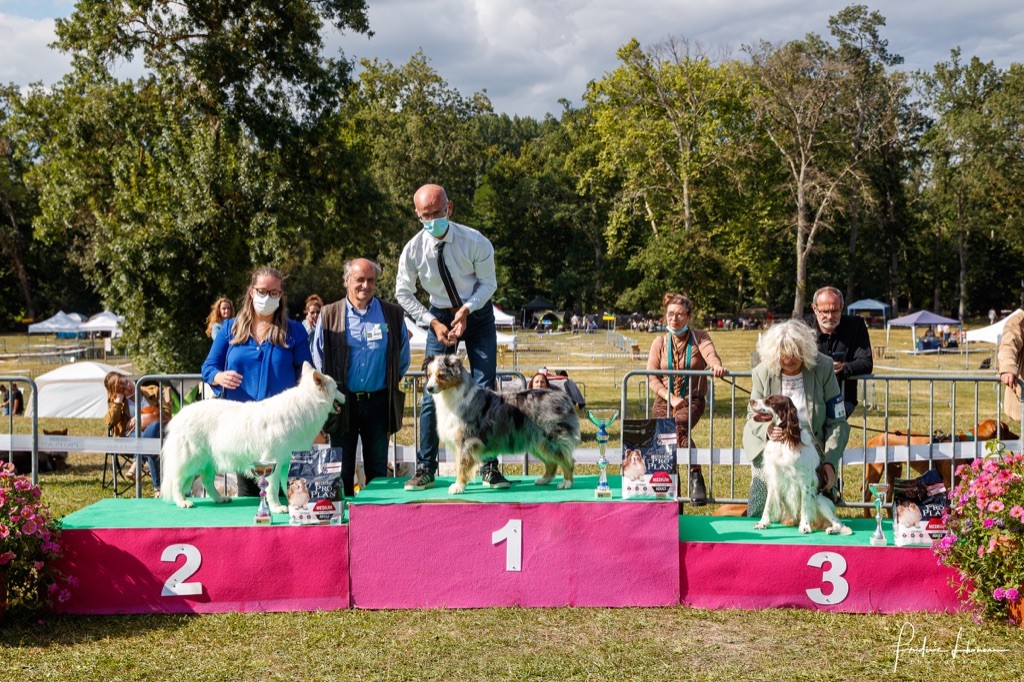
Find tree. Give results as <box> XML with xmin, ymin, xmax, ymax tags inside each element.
<box><xmin>28</xmin><ymin>0</ymin><xmax>370</xmax><ymax>370</ymax></box>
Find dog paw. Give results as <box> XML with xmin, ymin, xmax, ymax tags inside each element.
<box><xmin>556</xmin><ymin>480</ymin><xmax>573</xmax><ymax>490</ymax></box>
<box><xmin>213</xmin><ymin>496</ymin><xmax>231</xmax><ymax>504</ymax></box>
<box><xmin>269</xmin><ymin>504</ymin><xmax>287</xmax><ymax>515</ymax></box>
<box><xmin>753</xmin><ymin>521</ymin><xmax>768</xmax><ymax>530</ymax></box>
<box><xmin>534</xmin><ymin>476</ymin><xmax>553</xmax><ymax>486</ymax></box>
<box><xmin>175</xmin><ymin>499</ymin><xmax>194</xmax><ymax>509</ymax></box>
<box><xmin>799</xmin><ymin>523</ymin><xmax>812</xmax><ymax>534</ymax></box>
<box><xmin>448</xmin><ymin>483</ymin><xmax>466</xmax><ymax>495</ymax></box>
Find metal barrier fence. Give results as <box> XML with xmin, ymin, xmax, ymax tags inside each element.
<box><xmin>0</xmin><ymin>376</ymin><xmax>39</xmax><ymax>483</ymax></box>
<box><xmin>620</xmin><ymin>369</ymin><xmax>1024</xmax><ymax>508</ymax></box>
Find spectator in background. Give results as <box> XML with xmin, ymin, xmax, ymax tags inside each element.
<box><xmin>998</xmin><ymin>294</ymin><xmax>1024</xmax><ymax>425</ymax></box>
<box><xmin>202</xmin><ymin>265</ymin><xmax>312</xmax><ymax>496</ymax></box>
<box><xmin>104</xmin><ymin>371</ymin><xmax>172</xmax><ymax>496</ymax></box>
<box><xmin>302</xmin><ymin>294</ymin><xmax>323</xmax><ymax>336</ymax></box>
<box><xmin>1</xmin><ymin>384</ymin><xmax>24</xmax><ymax>416</ymax></box>
<box><xmin>529</xmin><ymin>373</ymin><xmax>550</xmax><ymax>390</ymax></box>
<box><xmin>205</xmin><ymin>297</ymin><xmax>235</xmax><ymax>339</ymax></box>
<box><xmin>647</xmin><ymin>292</ymin><xmax>726</xmax><ymax>506</ymax></box>
<box><xmin>803</xmin><ymin>286</ymin><xmax>872</xmax><ymax>418</ymax></box>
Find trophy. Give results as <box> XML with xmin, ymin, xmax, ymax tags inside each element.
<box><xmin>869</xmin><ymin>481</ymin><xmax>890</xmax><ymax>546</ymax></box>
<box><xmin>251</xmin><ymin>460</ymin><xmax>278</xmax><ymax>525</ymax></box>
<box><xmin>587</xmin><ymin>409</ymin><xmax>619</xmax><ymax>499</ymax></box>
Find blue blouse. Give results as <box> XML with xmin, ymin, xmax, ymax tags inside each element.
<box><xmin>201</xmin><ymin>318</ymin><xmax>313</xmax><ymax>402</ymax></box>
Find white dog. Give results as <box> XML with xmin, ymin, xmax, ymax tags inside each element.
<box><xmin>749</xmin><ymin>395</ymin><xmax>851</xmax><ymax>535</ymax></box>
<box><xmin>161</xmin><ymin>362</ymin><xmax>343</xmax><ymax>512</ymax></box>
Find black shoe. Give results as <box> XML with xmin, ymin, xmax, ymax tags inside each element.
<box><xmin>481</xmin><ymin>466</ymin><xmax>511</xmax><ymax>489</ymax></box>
<box><xmin>689</xmin><ymin>469</ymin><xmax>707</xmax><ymax>506</ymax></box>
<box><xmin>404</xmin><ymin>468</ymin><xmax>435</xmax><ymax>491</ymax></box>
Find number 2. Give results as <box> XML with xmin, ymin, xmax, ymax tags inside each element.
<box><xmin>805</xmin><ymin>551</ymin><xmax>849</xmax><ymax>605</ymax></box>
<box><xmin>161</xmin><ymin>544</ymin><xmax>204</xmax><ymax>597</ymax></box>
<box><xmin>491</xmin><ymin>519</ymin><xmax>522</xmax><ymax>572</ymax></box>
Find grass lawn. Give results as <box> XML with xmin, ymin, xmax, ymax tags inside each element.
<box><xmin>2</xmin><ymin>327</ymin><xmax>1023</xmax><ymax>681</ymax></box>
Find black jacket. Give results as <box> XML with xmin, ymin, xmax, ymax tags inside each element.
<box><xmin>802</xmin><ymin>314</ymin><xmax>873</xmax><ymax>407</ymax></box>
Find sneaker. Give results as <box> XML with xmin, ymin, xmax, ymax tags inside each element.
<box><xmin>689</xmin><ymin>468</ymin><xmax>707</xmax><ymax>506</ymax></box>
<box><xmin>404</xmin><ymin>468</ymin><xmax>435</xmax><ymax>491</ymax></box>
<box><xmin>480</xmin><ymin>466</ymin><xmax>511</xmax><ymax>489</ymax></box>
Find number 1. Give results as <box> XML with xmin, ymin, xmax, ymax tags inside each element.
<box><xmin>491</xmin><ymin>519</ymin><xmax>522</xmax><ymax>572</ymax></box>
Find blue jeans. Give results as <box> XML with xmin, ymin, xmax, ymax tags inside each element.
<box><xmin>140</xmin><ymin>420</ymin><xmax>162</xmax><ymax>489</ymax></box>
<box><xmin>418</xmin><ymin>305</ymin><xmax>496</xmax><ymax>473</ymax></box>
<box><xmin>330</xmin><ymin>390</ymin><xmax>390</xmax><ymax>497</ymax></box>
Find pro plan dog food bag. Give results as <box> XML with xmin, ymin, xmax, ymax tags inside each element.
<box><xmin>620</xmin><ymin>418</ymin><xmax>678</xmax><ymax>500</ymax></box>
<box><xmin>287</xmin><ymin>446</ymin><xmax>344</xmax><ymax>525</ymax></box>
<box><xmin>891</xmin><ymin>469</ymin><xmax>950</xmax><ymax>547</ymax></box>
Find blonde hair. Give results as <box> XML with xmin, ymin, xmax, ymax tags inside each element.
<box><xmin>205</xmin><ymin>297</ymin><xmax>234</xmax><ymax>338</ymax></box>
<box><xmin>756</xmin><ymin>319</ymin><xmax>819</xmax><ymax>375</ymax></box>
<box><xmin>104</xmin><ymin>371</ymin><xmax>129</xmax><ymax>402</ymax></box>
<box><xmin>231</xmin><ymin>266</ymin><xmax>290</xmax><ymax>347</ymax></box>
<box><xmin>662</xmin><ymin>292</ymin><xmax>693</xmax><ymax>314</ymax></box>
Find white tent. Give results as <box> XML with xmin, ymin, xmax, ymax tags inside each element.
<box><xmin>493</xmin><ymin>305</ymin><xmax>515</xmax><ymax>327</ymax></box>
<box><xmin>27</xmin><ymin>311</ymin><xmax>82</xmax><ymax>334</ymax></box>
<box><xmin>965</xmin><ymin>309</ymin><xmax>1023</xmax><ymax>345</ymax></box>
<box><xmin>404</xmin><ymin>317</ymin><xmax>516</xmax><ymax>350</ymax></box>
<box><xmin>26</xmin><ymin>361</ymin><xmax>127</xmax><ymax>419</ymax></box>
<box><xmin>80</xmin><ymin>311</ymin><xmax>125</xmax><ymax>336</ymax></box>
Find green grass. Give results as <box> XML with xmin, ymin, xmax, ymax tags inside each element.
<box><xmin>3</xmin><ymin>328</ymin><xmax>1024</xmax><ymax>681</ymax></box>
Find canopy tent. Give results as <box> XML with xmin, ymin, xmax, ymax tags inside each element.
<box><xmin>964</xmin><ymin>309</ymin><xmax>1024</xmax><ymax>345</ymax></box>
<box><xmin>27</xmin><ymin>311</ymin><xmax>82</xmax><ymax>334</ymax></box>
<box><xmin>79</xmin><ymin>311</ymin><xmax>124</xmax><ymax>336</ymax></box>
<box><xmin>521</xmin><ymin>295</ymin><xmax>556</xmax><ymax>327</ymax></box>
<box><xmin>886</xmin><ymin>310</ymin><xmax>962</xmax><ymax>352</ymax></box>
<box><xmin>492</xmin><ymin>305</ymin><xmax>515</xmax><ymax>327</ymax></box>
<box><xmin>404</xmin><ymin>317</ymin><xmax>516</xmax><ymax>351</ymax></box>
<box><xmin>846</xmin><ymin>298</ymin><xmax>891</xmax><ymax>324</ymax></box>
<box><xmin>26</xmin><ymin>361</ymin><xmax>127</xmax><ymax>419</ymax></box>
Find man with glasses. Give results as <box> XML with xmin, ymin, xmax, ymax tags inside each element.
<box><xmin>396</xmin><ymin>183</ymin><xmax>507</xmax><ymax>492</ymax></box>
<box><xmin>803</xmin><ymin>286</ymin><xmax>872</xmax><ymax>417</ymax></box>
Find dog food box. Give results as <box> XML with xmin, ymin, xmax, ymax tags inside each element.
<box><xmin>620</xmin><ymin>418</ymin><xmax>678</xmax><ymax>500</ymax></box>
<box><xmin>287</xmin><ymin>446</ymin><xmax>344</xmax><ymax>525</ymax></box>
<box><xmin>891</xmin><ymin>469</ymin><xmax>950</xmax><ymax>547</ymax></box>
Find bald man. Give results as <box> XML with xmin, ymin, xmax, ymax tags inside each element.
<box><xmin>314</xmin><ymin>258</ymin><xmax>411</xmax><ymax>497</ymax></box>
<box><xmin>396</xmin><ymin>183</ymin><xmax>507</xmax><ymax>492</ymax></box>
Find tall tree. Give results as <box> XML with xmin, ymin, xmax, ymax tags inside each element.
<box><xmin>29</xmin><ymin>0</ymin><xmax>370</xmax><ymax>370</ymax></box>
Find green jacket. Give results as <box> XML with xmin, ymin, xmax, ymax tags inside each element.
<box><xmin>742</xmin><ymin>353</ymin><xmax>850</xmax><ymax>469</ymax></box>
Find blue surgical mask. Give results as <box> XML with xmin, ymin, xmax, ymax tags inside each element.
<box><xmin>667</xmin><ymin>324</ymin><xmax>689</xmax><ymax>335</ymax></box>
<box><xmin>421</xmin><ymin>216</ymin><xmax>449</xmax><ymax>238</ymax></box>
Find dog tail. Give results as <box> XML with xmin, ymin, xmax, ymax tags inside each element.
<box><xmin>160</xmin><ymin>424</ymin><xmax>181</xmax><ymax>503</ymax></box>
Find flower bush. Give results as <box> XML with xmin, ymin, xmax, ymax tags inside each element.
<box><xmin>0</xmin><ymin>462</ymin><xmax>69</xmax><ymax>618</ymax></box>
<box><xmin>936</xmin><ymin>441</ymin><xmax>1024</xmax><ymax>622</ymax></box>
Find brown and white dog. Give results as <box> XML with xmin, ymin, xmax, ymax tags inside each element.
<box><xmin>621</xmin><ymin>449</ymin><xmax>647</xmax><ymax>481</ymax></box>
<box><xmin>749</xmin><ymin>395</ymin><xmax>851</xmax><ymax>535</ymax></box>
<box><xmin>423</xmin><ymin>355</ymin><xmax>580</xmax><ymax>494</ymax></box>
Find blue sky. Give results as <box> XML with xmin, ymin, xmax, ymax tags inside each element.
<box><xmin>2</xmin><ymin>1</ymin><xmax>1023</xmax><ymax>118</ymax></box>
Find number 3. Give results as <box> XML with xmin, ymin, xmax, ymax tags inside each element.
<box><xmin>161</xmin><ymin>544</ymin><xmax>204</xmax><ymax>597</ymax></box>
<box><xmin>805</xmin><ymin>551</ymin><xmax>848</xmax><ymax>605</ymax></box>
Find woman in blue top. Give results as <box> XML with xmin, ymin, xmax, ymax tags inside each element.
<box><xmin>201</xmin><ymin>265</ymin><xmax>312</xmax><ymax>494</ymax></box>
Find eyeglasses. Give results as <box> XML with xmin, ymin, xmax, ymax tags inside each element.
<box><xmin>254</xmin><ymin>288</ymin><xmax>282</xmax><ymax>299</ymax></box>
<box><xmin>814</xmin><ymin>307</ymin><xmax>842</xmax><ymax>316</ymax></box>
<box><xmin>417</xmin><ymin>206</ymin><xmax>448</xmax><ymax>222</ymax></box>
<box><xmin>665</xmin><ymin>311</ymin><xmax>689</xmax><ymax>318</ymax></box>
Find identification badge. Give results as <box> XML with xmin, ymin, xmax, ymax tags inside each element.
<box><xmin>827</xmin><ymin>394</ymin><xmax>847</xmax><ymax>420</ymax></box>
<box><xmin>365</xmin><ymin>324</ymin><xmax>384</xmax><ymax>342</ymax></box>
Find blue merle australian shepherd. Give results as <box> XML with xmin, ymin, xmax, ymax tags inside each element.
<box><xmin>423</xmin><ymin>355</ymin><xmax>580</xmax><ymax>494</ymax></box>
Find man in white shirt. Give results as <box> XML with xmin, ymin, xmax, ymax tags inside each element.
<box><xmin>396</xmin><ymin>183</ymin><xmax>509</xmax><ymax>491</ymax></box>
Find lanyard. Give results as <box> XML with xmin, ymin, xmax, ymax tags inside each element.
<box><xmin>666</xmin><ymin>331</ymin><xmax>693</xmax><ymax>399</ymax></box>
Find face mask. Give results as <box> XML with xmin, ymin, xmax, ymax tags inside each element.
<box><xmin>252</xmin><ymin>293</ymin><xmax>280</xmax><ymax>316</ymax></box>
<box><xmin>667</xmin><ymin>324</ymin><xmax>689</xmax><ymax>335</ymax></box>
<box><xmin>421</xmin><ymin>216</ymin><xmax>449</xmax><ymax>238</ymax></box>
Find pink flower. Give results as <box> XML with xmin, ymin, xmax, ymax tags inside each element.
<box><xmin>978</xmin><ymin>545</ymin><xmax>986</xmax><ymax>557</ymax></box>
<box><xmin>989</xmin><ymin>500</ymin><xmax>1005</xmax><ymax>513</ymax></box>
<box><xmin>13</xmin><ymin>478</ymin><xmax>30</xmax><ymax>491</ymax></box>
<box><xmin>939</xmin><ymin>535</ymin><xmax>957</xmax><ymax>551</ymax></box>
<box><xmin>1010</xmin><ymin>506</ymin><xmax>1024</xmax><ymax>520</ymax></box>
<box><xmin>21</xmin><ymin>519</ymin><xmax>37</xmax><ymax>535</ymax></box>
<box><xmin>57</xmin><ymin>589</ymin><xmax>70</xmax><ymax>603</ymax></box>
<box><xmin>1007</xmin><ymin>588</ymin><xmax>1021</xmax><ymax>601</ymax></box>
<box><xmin>0</xmin><ymin>551</ymin><xmax>14</xmax><ymax>565</ymax></box>
<box><xmin>994</xmin><ymin>587</ymin><xmax>1007</xmax><ymax>600</ymax></box>
<box><xmin>983</xmin><ymin>518</ymin><xmax>996</xmax><ymax>528</ymax></box>
<box><xmin>32</xmin><ymin>560</ymin><xmax>44</xmax><ymax>571</ymax></box>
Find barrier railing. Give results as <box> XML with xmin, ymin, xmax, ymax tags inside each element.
<box><xmin>0</xmin><ymin>376</ymin><xmax>38</xmax><ymax>483</ymax></box>
<box><xmin>620</xmin><ymin>369</ymin><xmax>1023</xmax><ymax>508</ymax></box>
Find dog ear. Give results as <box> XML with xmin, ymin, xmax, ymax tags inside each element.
<box><xmin>421</xmin><ymin>355</ymin><xmax>434</xmax><ymax>373</ymax></box>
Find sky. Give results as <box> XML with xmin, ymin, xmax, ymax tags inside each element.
<box><xmin>1</xmin><ymin>1</ymin><xmax>1023</xmax><ymax>119</ymax></box>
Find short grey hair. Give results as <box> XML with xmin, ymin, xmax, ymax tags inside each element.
<box><xmin>756</xmin><ymin>319</ymin><xmax>820</xmax><ymax>375</ymax></box>
<box><xmin>343</xmin><ymin>258</ymin><xmax>383</xmax><ymax>283</ymax></box>
<box><xmin>812</xmin><ymin>286</ymin><xmax>844</xmax><ymax>309</ymax></box>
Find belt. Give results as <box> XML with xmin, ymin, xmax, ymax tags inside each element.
<box><xmin>347</xmin><ymin>389</ymin><xmax>386</xmax><ymax>401</ymax></box>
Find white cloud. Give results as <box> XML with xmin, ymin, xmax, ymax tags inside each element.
<box><xmin>0</xmin><ymin>13</ymin><xmax>69</xmax><ymax>84</ymax></box>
